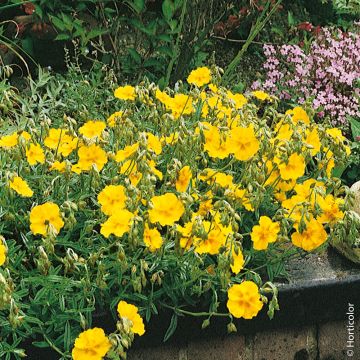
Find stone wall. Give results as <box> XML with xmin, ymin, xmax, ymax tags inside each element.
<box><xmin>128</xmin><ymin>320</ymin><xmax>359</xmax><ymax>360</ymax></box>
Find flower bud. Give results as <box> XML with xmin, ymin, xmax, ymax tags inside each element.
<box><xmin>227</xmin><ymin>322</ymin><xmax>237</xmax><ymax>333</ymax></box>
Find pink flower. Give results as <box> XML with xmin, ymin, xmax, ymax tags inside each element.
<box><xmin>254</xmin><ymin>24</ymin><xmax>360</xmax><ymax>128</ymax></box>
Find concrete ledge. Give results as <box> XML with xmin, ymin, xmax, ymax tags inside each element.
<box><xmin>129</xmin><ymin>320</ymin><xmax>359</xmax><ymax>360</ymax></box>
<box><xmin>128</xmin><ymin>248</ymin><xmax>360</xmax><ymax>359</ymax></box>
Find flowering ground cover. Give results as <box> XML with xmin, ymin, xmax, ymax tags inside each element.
<box><xmin>0</xmin><ymin>65</ymin><xmax>354</xmax><ymax>359</ymax></box>
<box><xmin>255</xmin><ymin>25</ymin><xmax>360</xmax><ymax>130</ymax></box>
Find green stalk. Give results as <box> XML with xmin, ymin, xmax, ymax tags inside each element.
<box><xmin>160</xmin><ymin>302</ymin><xmax>229</xmax><ymax>318</ymax></box>
<box><xmin>0</xmin><ymin>3</ymin><xmax>28</xmax><ymax>11</ymax></box>
<box><xmin>164</xmin><ymin>0</ymin><xmax>188</xmax><ymax>87</ymax></box>
<box><xmin>221</xmin><ymin>0</ymin><xmax>282</xmax><ymax>85</ymax></box>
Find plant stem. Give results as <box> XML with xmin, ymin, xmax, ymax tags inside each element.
<box><xmin>43</xmin><ymin>333</ymin><xmax>71</xmax><ymax>358</ymax></box>
<box><xmin>164</xmin><ymin>0</ymin><xmax>188</xmax><ymax>87</ymax></box>
<box><xmin>160</xmin><ymin>302</ymin><xmax>229</xmax><ymax>318</ymax></box>
<box><xmin>221</xmin><ymin>0</ymin><xmax>283</xmax><ymax>85</ymax></box>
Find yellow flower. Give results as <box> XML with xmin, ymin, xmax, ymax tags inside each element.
<box><xmin>77</xmin><ymin>144</ymin><xmax>108</xmax><ymax>172</ymax></box>
<box><xmin>161</xmin><ymin>132</ymin><xmax>179</xmax><ymax>145</ymax></box>
<box><xmin>72</xmin><ymin>328</ymin><xmax>111</xmax><ymax>360</ymax></box>
<box><xmin>107</xmin><ymin>111</ymin><xmax>124</xmax><ymax>127</ymax></box>
<box><xmin>194</xmin><ymin>221</ymin><xmax>228</xmax><ymax>255</ymax></box>
<box><xmin>326</xmin><ymin>128</ymin><xmax>346</xmax><ymax>143</ymax></box>
<box><xmin>227</xmin><ymin>91</ymin><xmax>248</xmax><ymax>109</ymax></box>
<box><xmin>251</xmin><ymin>90</ymin><xmax>271</xmax><ymax>101</ymax></box>
<box><xmin>197</xmin><ymin>197</ymin><xmax>213</xmax><ymax>216</ymax></box>
<box><xmin>281</xmin><ymin>195</ymin><xmax>306</xmax><ymax>224</ymax></box>
<box><xmin>228</xmin><ymin>126</ymin><xmax>260</xmax><ymax>161</ymax></box>
<box><xmin>226</xmin><ymin>187</ymin><xmax>254</xmax><ymax>211</ymax></box>
<box><xmin>0</xmin><ymin>132</ymin><xmax>18</xmax><ymax>148</ymax></box>
<box><xmin>291</xmin><ymin>218</ymin><xmax>327</xmax><ymax>251</ymax></box>
<box><xmin>97</xmin><ymin>185</ymin><xmax>127</xmax><ymax>216</ymax></box>
<box><xmin>19</xmin><ymin>131</ymin><xmax>31</xmax><ymax>141</ymax></box>
<box><xmin>250</xmin><ymin>216</ymin><xmax>280</xmax><ymax>250</ymax></box>
<box><xmin>26</xmin><ymin>143</ymin><xmax>45</xmax><ymax>165</ymax></box>
<box><xmin>230</xmin><ymin>248</ymin><xmax>245</xmax><ymax>274</ymax></box>
<box><xmin>117</xmin><ymin>301</ymin><xmax>145</xmax><ymax>336</ymax></box>
<box><xmin>148</xmin><ymin>159</ymin><xmax>163</xmax><ymax>180</ymax></box>
<box><xmin>176</xmin><ymin>166</ymin><xmax>192</xmax><ymax>192</ymax></box>
<box><xmin>143</xmin><ymin>223</ymin><xmax>163</xmax><ymax>252</ymax></box>
<box><xmin>71</xmin><ymin>163</ymin><xmax>83</xmax><ymax>174</ymax></box>
<box><xmin>0</xmin><ymin>243</ymin><xmax>6</xmax><ymax>266</ymax></box>
<box><xmin>203</xmin><ymin>123</ymin><xmax>231</xmax><ymax>159</ymax></box>
<box><xmin>326</xmin><ymin>150</ymin><xmax>335</xmax><ymax>178</ymax></box>
<box><xmin>206</xmin><ymin>95</ymin><xmax>221</xmax><ymax>109</ymax></box>
<box><xmin>115</xmin><ymin>143</ymin><xmax>139</xmax><ymax>162</ymax></box>
<box><xmin>44</xmin><ymin>129</ymin><xmax>77</xmax><ymax>157</ymax></box>
<box><xmin>9</xmin><ymin>176</ymin><xmax>33</xmax><ymax>197</ymax></box>
<box><xmin>155</xmin><ymin>88</ymin><xmax>172</xmax><ymax>104</ymax></box>
<box><xmin>274</xmin><ymin>178</ymin><xmax>296</xmax><ymax>200</ymax></box>
<box><xmin>294</xmin><ymin>179</ymin><xmax>324</xmax><ymax>206</ymax></box>
<box><xmin>227</xmin><ymin>281</ymin><xmax>263</xmax><ymax>319</ymax></box>
<box><xmin>167</xmin><ymin>94</ymin><xmax>194</xmax><ymax>119</ymax></box>
<box><xmin>278</xmin><ymin>153</ymin><xmax>305</xmax><ymax>181</ymax></box>
<box><xmin>274</xmin><ymin>121</ymin><xmax>293</xmax><ymax>142</ymax></box>
<box><xmin>208</xmin><ymin>83</ymin><xmax>218</xmax><ymax>93</ymax></box>
<box><xmin>286</xmin><ymin>106</ymin><xmax>310</xmax><ymax>125</ymax></box>
<box><xmin>30</xmin><ymin>202</ymin><xmax>64</xmax><ymax>236</ymax></box>
<box><xmin>114</xmin><ymin>85</ymin><xmax>136</xmax><ymax>101</ymax></box>
<box><xmin>145</xmin><ymin>133</ymin><xmax>162</xmax><ymax>155</ymax></box>
<box><xmin>199</xmin><ymin>169</ymin><xmax>233</xmax><ymax>188</ymax></box>
<box><xmin>317</xmin><ymin>195</ymin><xmax>344</xmax><ymax>224</ymax></box>
<box><xmin>79</xmin><ymin>120</ymin><xmax>106</xmax><ymax>139</ymax></box>
<box><xmin>49</xmin><ymin>161</ymin><xmax>66</xmax><ymax>172</ymax></box>
<box><xmin>304</xmin><ymin>128</ymin><xmax>321</xmax><ymax>156</ymax></box>
<box><xmin>119</xmin><ymin>160</ymin><xmax>142</xmax><ymax>186</ymax></box>
<box><xmin>100</xmin><ymin>210</ymin><xmax>134</xmax><ymax>238</ymax></box>
<box><xmin>148</xmin><ymin>193</ymin><xmax>185</xmax><ymax>226</ymax></box>
<box><xmin>344</xmin><ymin>145</ymin><xmax>351</xmax><ymax>156</ymax></box>
<box><xmin>187</xmin><ymin>66</ymin><xmax>212</xmax><ymax>87</ymax></box>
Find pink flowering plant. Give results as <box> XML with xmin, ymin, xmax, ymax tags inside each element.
<box><xmin>254</xmin><ymin>25</ymin><xmax>360</xmax><ymax>129</ymax></box>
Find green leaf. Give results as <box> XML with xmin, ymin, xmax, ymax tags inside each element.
<box><xmin>163</xmin><ymin>313</ymin><xmax>178</xmax><ymax>342</ymax></box>
<box><xmin>168</xmin><ymin>19</ymin><xmax>178</xmax><ymax>31</ymax></box>
<box><xmin>129</xmin><ymin>18</ymin><xmax>153</xmax><ymax>36</ymax></box>
<box><xmin>62</xmin><ymin>13</ymin><xmax>74</xmax><ymax>27</ymax></box>
<box><xmin>135</xmin><ymin>0</ymin><xmax>145</xmax><ymax>12</ymax></box>
<box><xmin>143</xmin><ymin>58</ymin><xmax>162</xmax><ymax>69</ymax></box>
<box><xmin>128</xmin><ymin>0</ymin><xmax>145</xmax><ymax>14</ymax></box>
<box><xmin>54</xmin><ymin>33</ymin><xmax>71</xmax><ymax>41</ymax></box>
<box><xmin>64</xmin><ymin>321</ymin><xmax>72</xmax><ymax>351</ymax></box>
<box><xmin>332</xmin><ymin>165</ymin><xmax>347</xmax><ymax>178</ymax></box>
<box><xmin>157</xmin><ymin>33</ymin><xmax>172</xmax><ymax>42</ymax></box>
<box><xmin>50</xmin><ymin>16</ymin><xmax>66</xmax><ymax>31</ymax></box>
<box><xmin>86</xmin><ymin>28</ymin><xmax>108</xmax><ymax>41</ymax></box>
<box><xmin>158</xmin><ymin>77</ymin><xmax>166</xmax><ymax>89</ymax></box>
<box><xmin>287</xmin><ymin>11</ymin><xmax>295</xmax><ymax>26</ymax></box>
<box><xmin>157</xmin><ymin>45</ymin><xmax>173</xmax><ymax>57</ymax></box>
<box><xmin>162</xmin><ymin>0</ymin><xmax>175</xmax><ymax>21</ymax></box>
<box><xmin>34</xmin><ymin>5</ymin><xmax>43</xmax><ymax>19</ymax></box>
<box><xmin>128</xmin><ymin>48</ymin><xmax>142</xmax><ymax>64</ymax></box>
<box><xmin>349</xmin><ymin>117</ymin><xmax>360</xmax><ymax>139</ymax></box>
<box><xmin>174</xmin><ymin>0</ymin><xmax>184</xmax><ymax>10</ymax></box>
<box><xmin>20</xmin><ymin>37</ymin><xmax>34</xmax><ymax>57</ymax></box>
<box><xmin>271</xmin><ymin>26</ymin><xmax>283</xmax><ymax>36</ymax></box>
<box><xmin>32</xmin><ymin>341</ymin><xmax>50</xmax><ymax>348</ymax></box>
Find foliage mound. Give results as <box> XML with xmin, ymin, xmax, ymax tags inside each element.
<box><xmin>0</xmin><ymin>66</ymin><xmax>353</xmax><ymax>359</ymax></box>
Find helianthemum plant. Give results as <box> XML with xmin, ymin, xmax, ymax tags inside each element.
<box><xmin>0</xmin><ymin>66</ymin><xmax>352</xmax><ymax>359</ymax></box>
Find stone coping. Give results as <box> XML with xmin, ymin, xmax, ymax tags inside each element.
<box><xmin>132</xmin><ymin>248</ymin><xmax>360</xmax><ymax>349</ymax></box>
